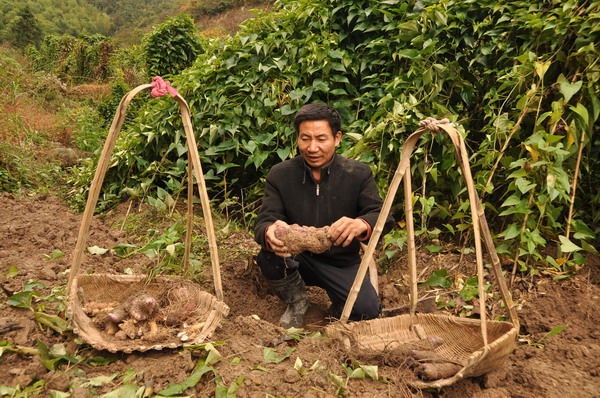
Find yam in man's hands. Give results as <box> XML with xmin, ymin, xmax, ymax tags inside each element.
<box><xmin>273</xmin><ymin>224</ymin><xmax>332</xmax><ymax>255</ymax></box>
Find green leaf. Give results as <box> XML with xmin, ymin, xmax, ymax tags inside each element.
<box><xmin>571</xmin><ymin>219</ymin><xmax>595</xmax><ymax>240</ymax></box>
<box><xmin>0</xmin><ymin>386</ymin><xmax>17</xmax><ymax>395</ymax></box>
<box><xmin>88</xmin><ymin>246</ymin><xmax>109</xmax><ymax>255</ymax></box>
<box><xmin>503</xmin><ymin>223</ymin><xmax>520</xmax><ymax>240</ymax></box>
<box><xmin>500</xmin><ymin>195</ymin><xmax>522</xmax><ymax>207</ymax></box>
<box><xmin>515</xmin><ymin>178</ymin><xmax>536</xmax><ymax>194</ymax></box>
<box><xmin>35</xmin><ymin>312</ymin><xmax>71</xmax><ymax>334</ymax></box>
<box><xmin>7</xmin><ymin>266</ymin><xmax>19</xmax><ymax>278</ymax></box>
<box><xmin>36</xmin><ymin>339</ymin><xmax>59</xmax><ymax>371</ymax></box>
<box><xmin>215</xmin><ymin>375</ymin><xmax>244</xmax><ymax>398</ymax></box>
<box><xmin>570</xmin><ymin>103</ymin><xmax>589</xmax><ymax>127</ymax></box>
<box><xmin>425</xmin><ymin>245</ymin><xmax>443</xmax><ymax>253</ymax></box>
<box><xmin>263</xmin><ymin>347</ymin><xmax>296</xmax><ymax>364</ymax></box>
<box><xmin>112</xmin><ymin>243</ymin><xmax>138</xmax><ymax>258</ymax></box>
<box><xmin>165</xmin><ymin>244</ymin><xmax>176</xmax><ymax>256</ymax></box>
<box><xmin>557</xmin><ymin>74</ymin><xmax>582</xmax><ymax>103</ymax></box>
<box><xmin>8</xmin><ymin>291</ymin><xmax>34</xmax><ymax>310</ymax></box>
<box><xmin>36</xmin><ymin>340</ymin><xmax>80</xmax><ymax>370</ymax></box>
<box><xmin>23</xmin><ymin>280</ymin><xmax>45</xmax><ymax>291</ymax></box>
<box><xmin>420</xmin><ymin>269</ymin><xmax>452</xmax><ymax>288</ymax></box>
<box><xmin>100</xmin><ymin>384</ymin><xmax>139</xmax><ymax>398</ymax></box>
<box><xmin>396</xmin><ymin>49</ymin><xmax>419</xmax><ymax>59</ymax></box>
<box><xmin>539</xmin><ymin>325</ymin><xmax>566</xmax><ymax>341</ymax></box>
<box><xmin>204</xmin><ymin>343</ymin><xmax>222</xmax><ymax>366</ymax></box>
<box><xmin>294</xmin><ymin>357</ymin><xmax>308</xmax><ymax>376</ymax></box>
<box><xmin>348</xmin><ymin>367</ymin><xmax>365</xmax><ymax>379</ymax></box>
<box><xmin>558</xmin><ymin>235</ymin><xmax>582</xmax><ymax>253</ymax></box>
<box><xmin>44</xmin><ymin>249</ymin><xmax>64</xmax><ymax>260</ymax></box>
<box><xmin>581</xmin><ymin>241</ymin><xmax>598</xmax><ymax>254</ymax></box>
<box><xmin>158</xmin><ymin>362</ymin><xmax>214</xmax><ymax>396</ymax></box>
<box><xmin>80</xmin><ymin>373</ymin><xmax>120</xmax><ymax>388</ymax></box>
<box><xmin>534</xmin><ymin>60</ymin><xmax>551</xmax><ymax>79</ymax></box>
<box><xmin>50</xmin><ymin>391</ymin><xmax>71</xmax><ymax>398</ymax></box>
<box><xmin>360</xmin><ymin>365</ymin><xmax>379</xmax><ymax>381</ymax></box>
<box><xmin>276</xmin><ymin>148</ymin><xmax>291</xmax><ymax>161</ymax></box>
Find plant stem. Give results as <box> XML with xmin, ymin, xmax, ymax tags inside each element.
<box><xmin>565</xmin><ymin>125</ymin><xmax>587</xmax><ymax>239</ymax></box>
<box><xmin>510</xmin><ymin>190</ymin><xmax>535</xmax><ymax>287</ymax></box>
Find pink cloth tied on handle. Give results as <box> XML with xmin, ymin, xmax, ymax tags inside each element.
<box><xmin>151</xmin><ymin>76</ymin><xmax>179</xmax><ymax>98</ymax></box>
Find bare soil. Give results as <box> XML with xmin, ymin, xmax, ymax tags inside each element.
<box><xmin>0</xmin><ymin>191</ymin><xmax>599</xmax><ymax>397</ymax></box>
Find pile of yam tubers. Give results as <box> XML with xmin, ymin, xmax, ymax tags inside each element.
<box><xmin>83</xmin><ymin>287</ymin><xmax>205</xmax><ymax>342</ymax></box>
<box><xmin>383</xmin><ymin>336</ymin><xmax>462</xmax><ymax>381</ymax></box>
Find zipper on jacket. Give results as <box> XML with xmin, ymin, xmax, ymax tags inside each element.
<box><xmin>316</xmin><ymin>183</ymin><xmax>320</xmax><ymax>196</ymax></box>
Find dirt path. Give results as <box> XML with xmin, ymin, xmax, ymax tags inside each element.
<box><xmin>0</xmin><ymin>192</ymin><xmax>598</xmax><ymax>397</ymax></box>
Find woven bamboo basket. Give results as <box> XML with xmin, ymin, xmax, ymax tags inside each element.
<box><xmin>66</xmin><ymin>78</ymin><xmax>229</xmax><ymax>353</ymax></box>
<box><xmin>326</xmin><ymin>118</ymin><xmax>519</xmax><ymax>388</ymax></box>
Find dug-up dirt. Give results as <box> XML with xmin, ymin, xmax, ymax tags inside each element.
<box><xmin>0</xmin><ymin>191</ymin><xmax>599</xmax><ymax>397</ymax></box>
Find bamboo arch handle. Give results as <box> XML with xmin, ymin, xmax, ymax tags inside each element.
<box><xmin>66</xmin><ymin>83</ymin><xmax>224</xmax><ymax>302</ymax></box>
<box><xmin>340</xmin><ymin>119</ymin><xmax>519</xmax><ymax>342</ymax></box>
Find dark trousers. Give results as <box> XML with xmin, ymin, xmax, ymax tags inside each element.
<box><xmin>257</xmin><ymin>249</ymin><xmax>380</xmax><ymax>321</ymax></box>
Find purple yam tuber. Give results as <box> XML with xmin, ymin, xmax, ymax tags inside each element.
<box><xmin>106</xmin><ymin>294</ymin><xmax>157</xmax><ymax>323</ymax></box>
<box><xmin>128</xmin><ymin>294</ymin><xmax>157</xmax><ymax>321</ymax></box>
<box><xmin>107</xmin><ymin>307</ymin><xmax>128</xmax><ymax>323</ymax></box>
<box><xmin>274</xmin><ymin>224</ymin><xmax>332</xmax><ymax>255</ymax></box>
<box><xmin>414</xmin><ymin>362</ymin><xmax>462</xmax><ymax>381</ymax></box>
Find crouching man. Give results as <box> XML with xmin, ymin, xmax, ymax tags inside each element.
<box><xmin>254</xmin><ymin>103</ymin><xmax>394</xmax><ymax>328</ymax></box>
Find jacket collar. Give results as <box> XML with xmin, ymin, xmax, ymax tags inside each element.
<box><xmin>302</xmin><ymin>153</ymin><xmax>338</xmax><ymax>183</ymax></box>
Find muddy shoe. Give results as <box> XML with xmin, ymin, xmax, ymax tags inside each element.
<box><xmin>268</xmin><ymin>270</ymin><xmax>309</xmax><ymax>328</ymax></box>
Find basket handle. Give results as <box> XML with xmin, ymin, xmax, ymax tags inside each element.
<box><xmin>66</xmin><ymin>82</ymin><xmax>224</xmax><ymax>302</ymax></box>
<box><xmin>340</xmin><ymin>119</ymin><xmax>519</xmax><ymax>335</ymax></box>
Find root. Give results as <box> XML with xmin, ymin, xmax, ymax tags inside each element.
<box><xmin>274</xmin><ymin>224</ymin><xmax>332</xmax><ymax>255</ymax></box>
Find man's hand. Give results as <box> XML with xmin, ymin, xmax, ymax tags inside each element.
<box><xmin>328</xmin><ymin>217</ymin><xmax>368</xmax><ymax>247</ymax></box>
<box><xmin>265</xmin><ymin>220</ymin><xmax>292</xmax><ymax>257</ymax></box>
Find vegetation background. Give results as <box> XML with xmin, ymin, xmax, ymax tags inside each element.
<box><xmin>1</xmin><ymin>0</ymin><xmax>598</xmax><ymax>289</ymax></box>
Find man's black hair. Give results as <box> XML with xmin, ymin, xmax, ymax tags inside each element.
<box><xmin>293</xmin><ymin>103</ymin><xmax>342</xmax><ymax>136</ymax></box>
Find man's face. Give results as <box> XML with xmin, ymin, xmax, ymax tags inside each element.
<box><xmin>297</xmin><ymin>120</ymin><xmax>342</xmax><ymax>170</ymax></box>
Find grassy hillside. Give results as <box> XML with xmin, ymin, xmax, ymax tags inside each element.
<box><xmin>0</xmin><ymin>0</ymin><xmax>111</xmax><ymax>45</ymax></box>
<box><xmin>0</xmin><ymin>0</ymin><xmax>274</xmax><ymax>47</ymax></box>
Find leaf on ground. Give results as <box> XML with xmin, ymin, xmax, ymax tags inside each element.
<box><xmin>80</xmin><ymin>373</ymin><xmax>120</xmax><ymax>388</ymax></box>
<box><xmin>35</xmin><ymin>312</ymin><xmax>70</xmax><ymax>334</ymax></box>
<box><xmin>360</xmin><ymin>365</ymin><xmax>379</xmax><ymax>381</ymax></box>
<box><xmin>0</xmin><ymin>386</ymin><xmax>17</xmax><ymax>395</ymax></box>
<box><xmin>420</xmin><ymin>269</ymin><xmax>452</xmax><ymax>288</ymax></box>
<box><xmin>36</xmin><ymin>339</ymin><xmax>80</xmax><ymax>370</ymax></box>
<box><xmin>215</xmin><ymin>375</ymin><xmax>244</xmax><ymax>398</ymax></box>
<box><xmin>88</xmin><ymin>246</ymin><xmax>109</xmax><ymax>255</ymax></box>
<box><xmin>540</xmin><ymin>325</ymin><xmax>566</xmax><ymax>341</ymax></box>
<box><xmin>7</xmin><ymin>291</ymin><xmax>34</xmax><ymax>309</ymax></box>
<box><xmin>44</xmin><ymin>249</ymin><xmax>64</xmax><ymax>260</ymax></box>
<box><xmin>100</xmin><ymin>384</ymin><xmax>139</xmax><ymax>398</ymax></box>
<box><xmin>157</xmin><ymin>361</ymin><xmax>214</xmax><ymax>396</ymax></box>
<box><xmin>263</xmin><ymin>347</ymin><xmax>296</xmax><ymax>364</ymax></box>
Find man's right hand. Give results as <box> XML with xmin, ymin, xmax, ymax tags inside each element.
<box><xmin>265</xmin><ymin>220</ymin><xmax>292</xmax><ymax>257</ymax></box>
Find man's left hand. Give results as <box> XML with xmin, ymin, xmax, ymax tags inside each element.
<box><xmin>328</xmin><ymin>217</ymin><xmax>368</xmax><ymax>247</ymax></box>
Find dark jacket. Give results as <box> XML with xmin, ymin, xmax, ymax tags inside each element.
<box><xmin>254</xmin><ymin>154</ymin><xmax>394</xmax><ymax>267</ymax></box>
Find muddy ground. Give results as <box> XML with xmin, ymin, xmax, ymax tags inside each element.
<box><xmin>0</xmin><ymin>191</ymin><xmax>599</xmax><ymax>397</ymax></box>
